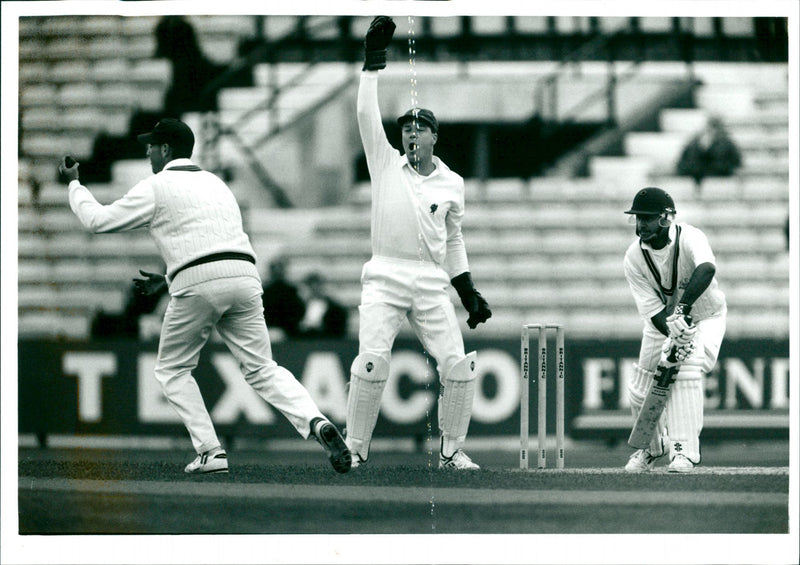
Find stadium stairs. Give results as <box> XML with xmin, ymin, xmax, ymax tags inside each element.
<box><xmin>17</xmin><ymin>16</ymin><xmax>789</xmax><ymax>341</ymax></box>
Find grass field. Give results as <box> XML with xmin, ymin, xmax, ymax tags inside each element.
<box><xmin>10</xmin><ymin>438</ymin><xmax>796</xmax><ymax>565</ymax></box>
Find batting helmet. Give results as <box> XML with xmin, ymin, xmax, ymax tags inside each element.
<box><xmin>624</xmin><ymin>187</ymin><xmax>676</xmax><ymax>216</ymax></box>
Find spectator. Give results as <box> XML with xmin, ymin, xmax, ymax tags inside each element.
<box><xmin>298</xmin><ymin>272</ymin><xmax>349</xmax><ymax>338</ymax></box>
<box><xmin>154</xmin><ymin>16</ymin><xmax>225</xmax><ymax>116</ymax></box>
<box><xmin>676</xmin><ymin>116</ymin><xmax>742</xmax><ymax>194</ymax></box>
<box><xmin>262</xmin><ymin>256</ymin><xmax>305</xmax><ymax>338</ymax></box>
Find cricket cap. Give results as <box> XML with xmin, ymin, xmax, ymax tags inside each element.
<box><xmin>137</xmin><ymin>118</ymin><xmax>195</xmax><ymax>154</ymax></box>
<box><xmin>397</xmin><ymin>108</ymin><xmax>438</xmax><ymax>133</ymax></box>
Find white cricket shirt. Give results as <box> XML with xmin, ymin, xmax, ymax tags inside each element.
<box><xmin>357</xmin><ymin>72</ymin><xmax>469</xmax><ymax>278</ymax></box>
<box><xmin>623</xmin><ymin>222</ymin><xmax>726</xmax><ymax>321</ymax></box>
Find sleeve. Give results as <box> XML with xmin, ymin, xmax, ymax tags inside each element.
<box><xmin>683</xmin><ymin>225</ymin><xmax>716</xmax><ymax>267</ymax></box>
<box><xmin>444</xmin><ymin>182</ymin><xmax>469</xmax><ymax>278</ymax></box>
<box><xmin>68</xmin><ymin>178</ymin><xmax>155</xmax><ymax>233</ymax></box>
<box><xmin>623</xmin><ymin>250</ymin><xmax>665</xmax><ymax>320</ymax></box>
<box><xmin>357</xmin><ymin>71</ymin><xmax>396</xmax><ymax>180</ymax></box>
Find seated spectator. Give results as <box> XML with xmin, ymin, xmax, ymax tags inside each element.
<box><xmin>298</xmin><ymin>272</ymin><xmax>349</xmax><ymax>338</ymax></box>
<box><xmin>262</xmin><ymin>257</ymin><xmax>305</xmax><ymax>338</ymax></box>
<box><xmin>676</xmin><ymin>116</ymin><xmax>742</xmax><ymax>193</ymax></box>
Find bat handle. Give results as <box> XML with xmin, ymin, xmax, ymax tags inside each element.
<box><xmin>64</xmin><ymin>156</ymin><xmax>76</xmax><ymax>168</ymax></box>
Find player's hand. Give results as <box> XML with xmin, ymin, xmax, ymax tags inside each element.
<box><xmin>674</xmin><ymin>338</ymin><xmax>695</xmax><ymax>362</ymax></box>
<box><xmin>466</xmin><ymin>292</ymin><xmax>492</xmax><ymax>329</ymax></box>
<box><xmin>666</xmin><ymin>303</ymin><xmax>694</xmax><ymax>342</ymax></box>
<box><xmin>451</xmin><ymin>272</ymin><xmax>492</xmax><ymax>329</ymax></box>
<box><xmin>58</xmin><ymin>155</ymin><xmax>79</xmax><ymax>182</ymax></box>
<box><xmin>661</xmin><ymin>335</ymin><xmax>695</xmax><ymax>363</ymax></box>
<box><xmin>363</xmin><ymin>16</ymin><xmax>396</xmax><ymax>71</ymax></box>
<box><xmin>133</xmin><ymin>270</ymin><xmax>167</xmax><ymax>296</ymax></box>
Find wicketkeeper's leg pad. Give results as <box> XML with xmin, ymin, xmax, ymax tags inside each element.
<box><xmin>345</xmin><ymin>352</ymin><xmax>390</xmax><ymax>459</ymax></box>
<box><xmin>439</xmin><ymin>351</ymin><xmax>477</xmax><ymax>457</ymax></box>
<box><xmin>628</xmin><ymin>363</ymin><xmax>666</xmax><ymax>456</ymax></box>
<box><xmin>665</xmin><ymin>358</ymin><xmax>704</xmax><ymax>463</ymax></box>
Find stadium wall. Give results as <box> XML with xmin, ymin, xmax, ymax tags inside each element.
<box><xmin>18</xmin><ymin>337</ymin><xmax>789</xmax><ymax>444</ymax></box>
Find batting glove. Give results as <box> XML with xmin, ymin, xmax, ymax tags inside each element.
<box><xmin>662</xmin><ymin>335</ymin><xmax>695</xmax><ymax>363</ymax></box>
<box><xmin>363</xmin><ymin>16</ymin><xmax>396</xmax><ymax>71</ymax></box>
<box><xmin>451</xmin><ymin>272</ymin><xmax>492</xmax><ymax>329</ymax></box>
<box><xmin>666</xmin><ymin>303</ymin><xmax>695</xmax><ymax>342</ymax></box>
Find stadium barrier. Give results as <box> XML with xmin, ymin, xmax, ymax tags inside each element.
<box><xmin>18</xmin><ymin>337</ymin><xmax>789</xmax><ymax>444</ymax></box>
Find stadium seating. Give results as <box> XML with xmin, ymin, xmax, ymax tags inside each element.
<box><xmin>16</xmin><ymin>15</ymin><xmax>790</xmax><ymax>340</ymax></box>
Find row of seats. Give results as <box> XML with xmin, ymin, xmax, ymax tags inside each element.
<box><xmin>19</xmin><ymin>15</ymin><xmax>760</xmax><ymax>45</ymax></box>
<box><xmin>18</xmin><ymin>15</ymin><xmax>251</xmax><ymax>63</ymax></box>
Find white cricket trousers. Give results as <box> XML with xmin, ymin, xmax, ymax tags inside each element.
<box><xmin>154</xmin><ymin>276</ymin><xmax>324</xmax><ymax>453</ymax></box>
<box><xmin>358</xmin><ymin>256</ymin><xmax>466</xmax><ymax>381</ymax></box>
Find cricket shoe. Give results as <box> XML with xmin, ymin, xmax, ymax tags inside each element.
<box><xmin>439</xmin><ymin>449</ymin><xmax>480</xmax><ymax>470</ymax></box>
<box><xmin>624</xmin><ymin>448</ymin><xmax>661</xmax><ymax>473</ymax></box>
<box><xmin>185</xmin><ymin>448</ymin><xmax>228</xmax><ymax>474</ymax></box>
<box><xmin>311</xmin><ymin>418</ymin><xmax>352</xmax><ymax>474</ymax></box>
<box><xmin>667</xmin><ymin>454</ymin><xmax>695</xmax><ymax>473</ymax></box>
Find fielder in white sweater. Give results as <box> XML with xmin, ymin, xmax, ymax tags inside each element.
<box><xmin>60</xmin><ymin>118</ymin><xmax>351</xmax><ymax>474</ymax></box>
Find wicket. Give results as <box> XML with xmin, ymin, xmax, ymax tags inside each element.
<box><xmin>520</xmin><ymin>323</ymin><xmax>565</xmax><ymax>470</ymax></box>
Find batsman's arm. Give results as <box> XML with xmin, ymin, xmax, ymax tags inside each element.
<box><xmin>650</xmin><ymin>309</ymin><xmax>670</xmax><ymax>337</ymax></box>
<box><xmin>674</xmin><ymin>262</ymin><xmax>716</xmax><ymax>313</ymax></box>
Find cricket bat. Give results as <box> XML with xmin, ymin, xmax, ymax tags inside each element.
<box><xmin>627</xmin><ymin>343</ymin><xmax>681</xmax><ymax>449</ymax></box>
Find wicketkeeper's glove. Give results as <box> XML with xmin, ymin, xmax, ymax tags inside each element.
<box><xmin>451</xmin><ymin>272</ymin><xmax>492</xmax><ymax>329</ymax></box>
<box><xmin>363</xmin><ymin>15</ymin><xmax>396</xmax><ymax>71</ymax></box>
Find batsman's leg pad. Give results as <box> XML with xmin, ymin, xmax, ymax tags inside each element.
<box><xmin>666</xmin><ymin>358</ymin><xmax>704</xmax><ymax>463</ymax></box>
<box><xmin>345</xmin><ymin>352</ymin><xmax>390</xmax><ymax>459</ymax></box>
<box><xmin>628</xmin><ymin>363</ymin><xmax>666</xmax><ymax>456</ymax></box>
<box><xmin>439</xmin><ymin>351</ymin><xmax>477</xmax><ymax>457</ymax></box>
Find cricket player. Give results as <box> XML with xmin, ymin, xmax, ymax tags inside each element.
<box><xmin>623</xmin><ymin>187</ymin><xmax>727</xmax><ymax>473</ymax></box>
<box><xmin>345</xmin><ymin>17</ymin><xmax>492</xmax><ymax>470</ymax></box>
<box><xmin>58</xmin><ymin>118</ymin><xmax>351</xmax><ymax>474</ymax></box>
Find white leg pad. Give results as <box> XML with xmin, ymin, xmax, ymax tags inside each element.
<box><xmin>439</xmin><ymin>351</ymin><xmax>477</xmax><ymax>457</ymax></box>
<box><xmin>628</xmin><ymin>363</ymin><xmax>666</xmax><ymax>456</ymax></box>
<box><xmin>345</xmin><ymin>352</ymin><xmax>389</xmax><ymax>458</ymax></box>
<box><xmin>665</xmin><ymin>359</ymin><xmax>704</xmax><ymax>463</ymax></box>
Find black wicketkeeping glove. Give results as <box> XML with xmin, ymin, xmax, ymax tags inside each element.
<box><xmin>451</xmin><ymin>272</ymin><xmax>492</xmax><ymax>329</ymax></box>
<box><xmin>363</xmin><ymin>16</ymin><xmax>396</xmax><ymax>71</ymax></box>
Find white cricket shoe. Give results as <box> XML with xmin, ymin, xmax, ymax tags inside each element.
<box><xmin>667</xmin><ymin>454</ymin><xmax>695</xmax><ymax>473</ymax></box>
<box><xmin>185</xmin><ymin>449</ymin><xmax>228</xmax><ymax>474</ymax></box>
<box><xmin>439</xmin><ymin>449</ymin><xmax>480</xmax><ymax>470</ymax></box>
<box><xmin>625</xmin><ymin>449</ymin><xmax>660</xmax><ymax>473</ymax></box>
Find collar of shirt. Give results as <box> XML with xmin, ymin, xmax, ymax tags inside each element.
<box><xmin>399</xmin><ymin>155</ymin><xmax>446</xmax><ymax>178</ymax></box>
<box><xmin>640</xmin><ymin>222</ymin><xmax>676</xmax><ymax>252</ymax></box>
<box><xmin>164</xmin><ymin>158</ymin><xmax>195</xmax><ymax>170</ymax></box>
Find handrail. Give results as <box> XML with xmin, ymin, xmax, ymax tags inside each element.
<box><xmin>533</xmin><ymin>30</ymin><xmax>631</xmax><ymax>123</ymax></box>
<box><xmin>197</xmin><ymin>16</ymin><xmax>346</xmax><ymax>208</ymax></box>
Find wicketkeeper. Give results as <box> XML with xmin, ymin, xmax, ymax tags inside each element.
<box><xmin>623</xmin><ymin>187</ymin><xmax>727</xmax><ymax>473</ymax></box>
<box><xmin>345</xmin><ymin>16</ymin><xmax>492</xmax><ymax>470</ymax></box>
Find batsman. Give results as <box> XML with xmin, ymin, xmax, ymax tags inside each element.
<box><xmin>345</xmin><ymin>16</ymin><xmax>492</xmax><ymax>470</ymax></box>
<box><xmin>623</xmin><ymin>187</ymin><xmax>727</xmax><ymax>473</ymax></box>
